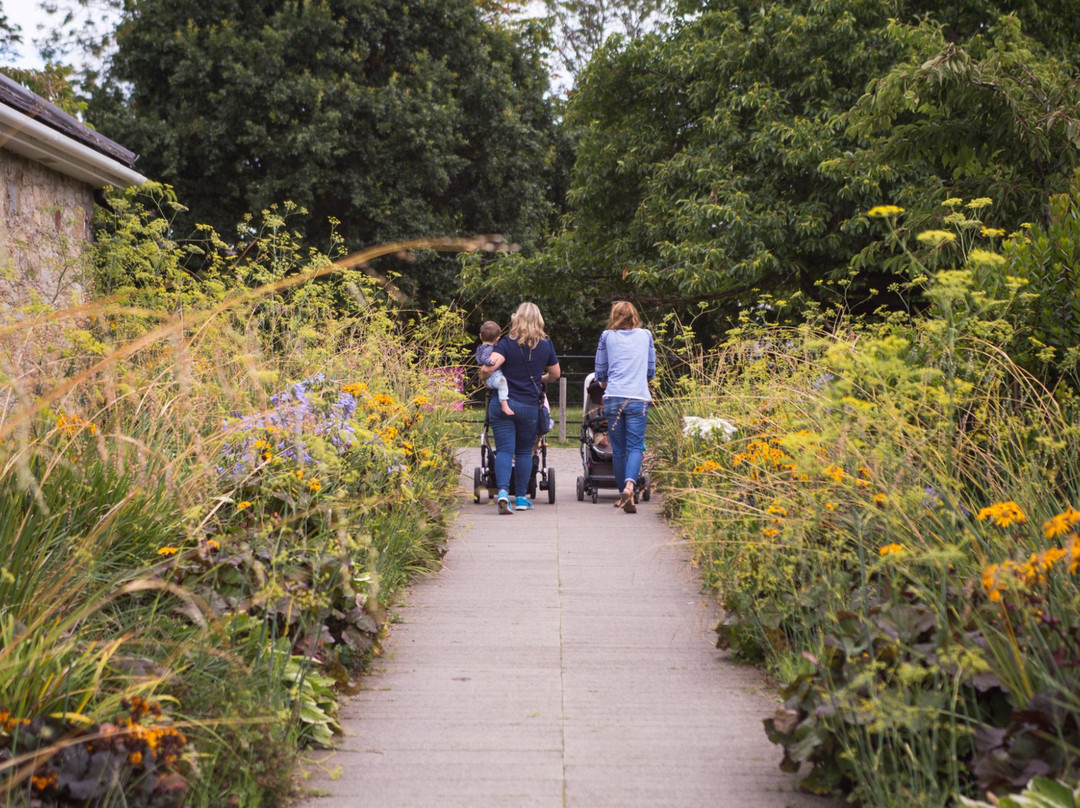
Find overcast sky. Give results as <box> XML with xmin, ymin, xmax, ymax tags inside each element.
<box><xmin>6</xmin><ymin>0</ymin><xmax>120</xmax><ymax>72</ymax></box>
<box><xmin>5</xmin><ymin>0</ymin><xmax>51</xmax><ymax>69</ymax></box>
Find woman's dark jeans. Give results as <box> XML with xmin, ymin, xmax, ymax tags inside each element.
<box><xmin>488</xmin><ymin>397</ymin><xmax>539</xmax><ymax>497</ymax></box>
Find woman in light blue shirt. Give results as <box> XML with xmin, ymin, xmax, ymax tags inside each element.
<box><xmin>594</xmin><ymin>301</ymin><xmax>655</xmax><ymax>513</ymax></box>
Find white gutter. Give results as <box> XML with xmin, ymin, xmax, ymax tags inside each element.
<box><xmin>0</xmin><ymin>104</ymin><xmax>147</xmax><ymax>188</ymax></box>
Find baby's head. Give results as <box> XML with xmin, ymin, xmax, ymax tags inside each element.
<box><xmin>479</xmin><ymin>320</ymin><xmax>501</xmax><ymax>344</ymax></box>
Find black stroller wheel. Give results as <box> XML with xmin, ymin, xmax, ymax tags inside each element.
<box><xmin>473</xmin><ymin>467</ymin><xmax>482</xmax><ymax>503</ymax></box>
<box><xmin>641</xmin><ymin>473</ymin><xmax>651</xmax><ymax>502</ymax></box>
<box><xmin>576</xmin><ymin>475</ymin><xmax>585</xmax><ymax>501</ymax></box>
<box><xmin>547</xmin><ymin>468</ymin><xmax>556</xmax><ymax>504</ymax></box>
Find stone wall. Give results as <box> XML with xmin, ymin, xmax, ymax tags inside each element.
<box><xmin>0</xmin><ymin>148</ymin><xmax>96</xmax><ymax>405</ymax></box>
<box><xmin>0</xmin><ymin>148</ymin><xmax>94</xmax><ymax>315</ymax></box>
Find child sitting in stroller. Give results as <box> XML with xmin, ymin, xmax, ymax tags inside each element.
<box><xmin>475</xmin><ymin>320</ymin><xmax>513</xmax><ymax>416</ymax></box>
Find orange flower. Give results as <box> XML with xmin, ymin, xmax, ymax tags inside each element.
<box><xmin>977</xmin><ymin>501</ymin><xmax>1026</xmax><ymax>528</ymax></box>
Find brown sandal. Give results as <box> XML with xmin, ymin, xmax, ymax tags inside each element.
<box><xmin>618</xmin><ymin>481</ymin><xmax>636</xmax><ymax>513</ymax></box>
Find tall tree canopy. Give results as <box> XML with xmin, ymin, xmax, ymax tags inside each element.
<box><xmin>464</xmin><ymin>0</ymin><xmax>1080</xmax><ymax>342</ymax></box>
<box><xmin>88</xmin><ymin>0</ymin><xmax>567</xmax><ymax>304</ymax></box>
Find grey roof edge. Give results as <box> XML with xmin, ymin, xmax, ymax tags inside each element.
<box><xmin>0</xmin><ymin>70</ymin><xmax>138</xmax><ymax>167</ymax></box>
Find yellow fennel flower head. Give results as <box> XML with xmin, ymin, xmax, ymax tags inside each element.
<box><xmin>967</xmin><ymin>248</ymin><xmax>1006</xmax><ymax>268</ymax></box>
<box><xmin>979</xmin><ymin>226</ymin><xmax>1006</xmax><ymax>238</ymax></box>
<box><xmin>965</xmin><ymin>197</ymin><xmax>993</xmax><ymax>210</ymax></box>
<box><xmin>916</xmin><ymin>230</ymin><xmax>957</xmax><ymax>247</ymax></box>
<box><xmin>942</xmin><ymin>197</ymin><xmax>964</xmax><ymax>208</ymax></box>
<box><xmin>867</xmin><ymin>205</ymin><xmax>905</xmax><ymax>219</ymax></box>
<box><xmin>977</xmin><ymin>501</ymin><xmax>1027</xmax><ymax>528</ymax></box>
<box><xmin>878</xmin><ymin>543</ymin><xmax>904</xmax><ymax>557</ymax></box>
<box><xmin>1043</xmin><ymin>506</ymin><xmax>1080</xmax><ymax>539</ymax></box>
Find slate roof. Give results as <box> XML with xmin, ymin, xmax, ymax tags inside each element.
<box><xmin>0</xmin><ymin>71</ymin><xmax>137</xmax><ymax>168</ymax></box>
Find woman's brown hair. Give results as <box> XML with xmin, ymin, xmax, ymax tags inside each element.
<box><xmin>607</xmin><ymin>300</ymin><xmax>640</xmax><ymax>331</ymax></box>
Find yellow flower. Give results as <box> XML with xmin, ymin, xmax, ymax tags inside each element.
<box><xmin>375</xmin><ymin>425</ymin><xmax>398</xmax><ymax>444</ymax></box>
<box><xmin>57</xmin><ymin>411</ymin><xmax>98</xmax><ymax>437</ymax></box>
<box><xmin>237</xmin><ymin>501</ymin><xmax>252</xmax><ymax>511</ymax></box>
<box><xmin>307</xmin><ymin>479</ymin><xmax>322</xmax><ymax>492</ymax></box>
<box><xmin>1042</xmin><ymin>506</ymin><xmax>1080</xmax><ymax>539</ymax></box>
<box><xmin>823</xmin><ymin>464</ymin><xmax>846</xmax><ymax>483</ymax></box>
<box><xmin>979</xmin><ymin>226</ymin><xmax>1005</xmax><ymax>238</ymax></box>
<box><xmin>878</xmin><ymin>543</ymin><xmax>904</xmax><ymax>557</ymax></box>
<box><xmin>206</xmin><ymin>539</ymin><xmax>220</xmax><ymax>551</ymax></box>
<box><xmin>872</xmin><ymin>493</ymin><xmax>888</xmax><ymax>506</ymax></box>
<box><xmin>693</xmin><ymin>459</ymin><xmax>721</xmax><ymax>474</ymax></box>
<box><xmin>977</xmin><ymin>501</ymin><xmax>1026</xmax><ymax>528</ymax></box>
<box><xmin>967</xmin><ymin>248</ymin><xmax>1006</xmax><ymax>268</ymax></box>
<box><xmin>916</xmin><ymin>230</ymin><xmax>957</xmax><ymax>247</ymax></box>
<box><xmin>129</xmin><ymin>751</ymin><xmax>143</xmax><ymax>766</ymax></box>
<box><xmin>965</xmin><ymin>197</ymin><xmax>993</xmax><ymax>210</ymax></box>
<box><xmin>761</xmin><ymin>528</ymin><xmax>780</xmax><ymax>538</ymax></box>
<box><xmin>868</xmin><ymin>205</ymin><xmax>905</xmax><ymax>218</ymax></box>
<box><xmin>1067</xmin><ymin>538</ymin><xmax>1080</xmax><ymax>575</ymax></box>
<box><xmin>157</xmin><ymin>546</ymin><xmax>179</xmax><ymax>557</ymax></box>
<box><xmin>981</xmin><ymin>563</ymin><xmax>1004</xmax><ymax>602</ymax></box>
<box><xmin>766</xmin><ymin>502</ymin><xmax>787</xmax><ymax>517</ymax></box>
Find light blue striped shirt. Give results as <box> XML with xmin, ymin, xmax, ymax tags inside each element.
<box><xmin>594</xmin><ymin>328</ymin><xmax>655</xmax><ymax>401</ymax></box>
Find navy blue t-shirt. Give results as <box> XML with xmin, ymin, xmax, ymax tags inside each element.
<box><xmin>492</xmin><ymin>336</ymin><xmax>558</xmax><ymax>404</ymax></box>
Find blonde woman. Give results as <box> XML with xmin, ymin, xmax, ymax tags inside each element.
<box><xmin>480</xmin><ymin>302</ymin><xmax>561</xmax><ymax>514</ymax></box>
<box><xmin>594</xmin><ymin>300</ymin><xmax>654</xmax><ymax>514</ymax></box>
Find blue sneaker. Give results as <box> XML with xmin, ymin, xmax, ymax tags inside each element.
<box><xmin>514</xmin><ymin>496</ymin><xmax>534</xmax><ymax>510</ymax></box>
<box><xmin>497</xmin><ymin>490</ymin><xmax>513</xmax><ymax>515</ymax></box>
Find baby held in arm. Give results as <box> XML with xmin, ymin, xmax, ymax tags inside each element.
<box><xmin>476</xmin><ymin>320</ymin><xmax>513</xmax><ymax>415</ymax></box>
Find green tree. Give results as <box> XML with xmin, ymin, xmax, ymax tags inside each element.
<box><xmin>468</xmin><ymin>0</ymin><xmax>908</xmax><ymax>340</ymax></box>
<box><xmin>466</xmin><ymin>0</ymin><xmax>1080</xmax><ymax>343</ymax></box>
<box><xmin>830</xmin><ymin>15</ymin><xmax>1080</xmax><ymax>278</ymax></box>
<box><xmin>88</xmin><ymin>0</ymin><xmax>567</xmax><ymax>305</ymax></box>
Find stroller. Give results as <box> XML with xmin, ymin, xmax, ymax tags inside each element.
<box><xmin>576</xmin><ymin>373</ymin><xmax>650</xmax><ymax>504</ymax></box>
<box><xmin>473</xmin><ymin>392</ymin><xmax>555</xmax><ymax>504</ymax></box>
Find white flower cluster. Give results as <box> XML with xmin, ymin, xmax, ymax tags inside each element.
<box><xmin>681</xmin><ymin>416</ymin><xmax>737</xmax><ymax>441</ymax></box>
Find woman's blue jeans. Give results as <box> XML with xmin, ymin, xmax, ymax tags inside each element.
<box><xmin>603</xmin><ymin>397</ymin><xmax>648</xmax><ymax>491</ymax></box>
<box><xmin>488</xmin><ymin>397</ymin><xmax>538</xmax><ymax>497</ymax></box>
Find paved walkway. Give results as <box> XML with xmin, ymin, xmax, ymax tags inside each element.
<box><xmin>298</xmin><ymin>447</ymin><xmax>832</xmax><ymax>808</ymax></box>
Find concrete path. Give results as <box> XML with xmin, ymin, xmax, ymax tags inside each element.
<box><xmin>298</xmin><ymin>447</ymin><xmax>831</xmax><ymax>808</ymax></box>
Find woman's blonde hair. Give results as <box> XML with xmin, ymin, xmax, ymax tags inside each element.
<box><xmin>607</xmin><ymin>300</ymin><xmax>640</xmax><ymax>331</ymax></box>
<box><xmin>508</xmin><ymin>301</ymin><xmax>547</xmax><ymax>349</ymax></box>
